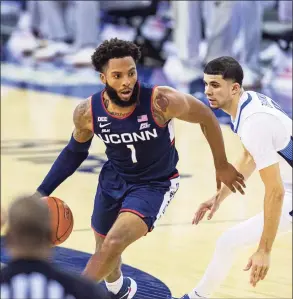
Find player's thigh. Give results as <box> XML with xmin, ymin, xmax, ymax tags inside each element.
<box><xmin>91</xmin><ymin>184</ymin><xmax>122</xmax><ymax>238</ymax></box>
<box><xmin>120</xmin><ymin>176</ymin><xmax>180</xmax><ymax>233</ymax></box>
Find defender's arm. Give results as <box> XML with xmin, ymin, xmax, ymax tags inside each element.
<box><xmin>241</xmin><ymin>114</ymin><xmax>286</xmax><ymax>253</ymax></box>
<box><xmin>258</xmin><ymin>163</ymin><xmax>285</xmax><ymax>253</ymax></box>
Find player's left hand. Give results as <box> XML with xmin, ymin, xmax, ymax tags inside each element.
<box><xmin>216</xmin><ymin>162</ymin><xmax>246</xmax><ymax>194</ymax></box>
<box><xmin>243</xmin><ymin>250</ymin><xmax>270</xmax><ymax>287</ymax></box>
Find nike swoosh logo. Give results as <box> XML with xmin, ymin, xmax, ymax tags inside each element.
<box><xmin>119</xmin><ymin>287</ymin><xmax>131</xmax><ymax>299</ymax></box>
<box><xmin>99</xmin><ymin>122</ymin><xmax>111</xmax><ymax>128</ymax></box>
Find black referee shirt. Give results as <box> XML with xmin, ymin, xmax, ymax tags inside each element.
<box><xmin>1</xmin><ymin>259</ymin><xmax>112</xmax><ymax>299</ymax></box>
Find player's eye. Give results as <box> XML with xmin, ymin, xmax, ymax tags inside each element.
<box><xmin>113</xmin><ymin>74</ymin><xmax>120</xmax><ymax>79</ymax></box>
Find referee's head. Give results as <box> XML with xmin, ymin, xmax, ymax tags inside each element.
<box><xmin>6</xmin><ymin>195</ymin><xmax>52</xmax><ymax>260</ymax></box>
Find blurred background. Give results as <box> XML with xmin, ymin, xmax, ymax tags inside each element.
<box><xmin>1</xmin><ymin>0</ymin><xmax>292</xmax><ymax>121</ymax></box>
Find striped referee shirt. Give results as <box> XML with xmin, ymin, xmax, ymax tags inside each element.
<box><xmin>1</xmin><ymin>259</ymin><xmax>112</xmax><ymax>299</ymax></box>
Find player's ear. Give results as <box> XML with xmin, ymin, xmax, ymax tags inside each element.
<box><xmin>232</xmin><ymin>82</ymin><xmax>241</xmax><ymax>95</ymax></box>
<box><xmin>100</xmin><ymin>73</ymin><xmax>106</xmax><ymax>84</ymax></box>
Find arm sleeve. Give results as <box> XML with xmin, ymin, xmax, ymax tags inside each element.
<box><xmin>37</xmin><ymin>134</ymin><xmax>93</xmax><ymax>196</ymax></box>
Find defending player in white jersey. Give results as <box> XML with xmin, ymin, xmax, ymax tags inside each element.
<box><xmin>179</xmin><ymin>56</ymin><xmax>292</xmax><ymax>299</ymax></box>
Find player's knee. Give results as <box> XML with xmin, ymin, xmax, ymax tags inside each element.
<box><xmin>103</xmin><ymin>235</ymin><xmax>126</xmax><ymax>253</ymax></box>
<box><xmin>216</xmin><ymin>230</ymin><xmax>237</xmax><ymax>251</ymax></box>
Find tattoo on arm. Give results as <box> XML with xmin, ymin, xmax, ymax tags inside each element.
<box><xmin>156</xmin><ymin>94</ymin><xmax>169</xmax><ymax>112</ymax></box>
<box><xmin>152</xmin><ymin>92</ymin><xmax>170</xmax><ymax>125</ymax></box>
<box><xmin>73</xmin><ymin>99</ymin><xmax>94</xmax><ymax>142</ymax></box>
<box><xmin>152</xmin><ymin>109</ymin><xmax>167</xmax><ymax>125</ymax></box>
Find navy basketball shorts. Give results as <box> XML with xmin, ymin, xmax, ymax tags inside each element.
<box><xmin>91</xmin><ymin>164</ymin><xmax>180</xmax><ymax>237</ymax></box>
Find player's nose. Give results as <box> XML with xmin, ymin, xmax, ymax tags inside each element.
<box><xmin>205</xmin><ymin>86</ymin><xmax>212</xmax><ymax>96</ymax></box>
<box><xmin>122</xmin><ymin>77</ymin><xmax>131</xmax><ymax>87</ymax></box>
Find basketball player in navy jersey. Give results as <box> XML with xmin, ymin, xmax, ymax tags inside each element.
<box><xmin>35</xmin><ymin>39</ymin><xmax>245</xmax><ymax>298</ymax></box>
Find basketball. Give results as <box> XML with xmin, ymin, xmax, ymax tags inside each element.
<box><xmin>43</xmin><ymin>197</ymin><xmax>74</xmax><ymax>246</ymax></box>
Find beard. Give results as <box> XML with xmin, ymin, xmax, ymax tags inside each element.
<box><xmin>105</xmin><ymin>81</ymin><xmax>139</xmax><ymax>108</ymax></box>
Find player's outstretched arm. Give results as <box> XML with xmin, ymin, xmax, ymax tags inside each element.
<box><xmin>240</xmin><ymin>114</ymin><xmax>286</xmax><ymax>286</ymax></box>
<box><xmin>258</xmin><ymin>164</ymin><xmax>285</xmax><ymax>253</ymax></box>
<box><xmin>244</xmin><ymin>163</ymin><xmax>284</xmax><ymax>287</ymax></box>
<box><xmin>152</xmin><ymin>86</ymin><xmax>246</xmax><ymax>194</ymax></box>
<box><xmin>36</xmin><ymin>98</ymin><xmax>94</xmax><ymax>196</ymax></box>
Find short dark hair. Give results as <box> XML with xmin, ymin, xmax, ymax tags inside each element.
<box><xmin>91</xmin><ymin>38</ymin><xmax>141</xmax><ymax>73</ymax></box>
<box><xmin>7</xmin><ymin>195</ymin><xmax>51</xmax><ymax>248</ymax></box>
<box><xmin>204</xmin><ymin>56</ymin><xmax>243</xmax><ymax>86</ymax></box>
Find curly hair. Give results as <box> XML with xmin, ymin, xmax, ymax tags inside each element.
<box><xmin>91</xmin><ymin>38</ymin><xmax>141</xmax><ymax>73</ymax></box>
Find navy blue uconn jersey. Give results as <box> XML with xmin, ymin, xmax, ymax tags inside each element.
<box><xmin>91</xmin><ymin>82</ymin><xmax>179</xmax><ymax>182</ymax></box>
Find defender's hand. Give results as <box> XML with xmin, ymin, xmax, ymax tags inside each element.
<box><xmin>244</xmin><ymin>250</ymin><xmax>270</xmax><ymax>287</ymax></box>
<box><xmin>192</xmin><ymin>194</ymin><xmax>221</xmax><ymax>225</ymax></box>
<box><xmin>216</xmin><ymin>162</ymin><xmax>246</xmax><ymax>194</ymax></box>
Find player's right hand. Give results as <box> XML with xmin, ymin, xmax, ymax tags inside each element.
<box><xmin>192</xmin><ymin>193</ymin><xmax>221</xmax><ymax>225</ymax></box>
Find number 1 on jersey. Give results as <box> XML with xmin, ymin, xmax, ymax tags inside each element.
<box><xmin>127</xmin><ymin>144</ymin><xmax>137</xmax><ymax>163</ymax></box>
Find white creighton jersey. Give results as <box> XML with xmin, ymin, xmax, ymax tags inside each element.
<box><xmin>231</xmin><ymin>91</ymin><xmax>292</xmax><ymax>191</ymax></box>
